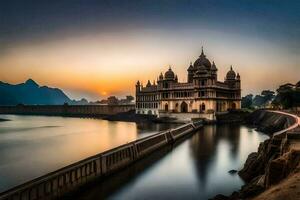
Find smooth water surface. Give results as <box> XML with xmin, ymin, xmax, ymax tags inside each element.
<box><xmin>0</xmin><ymin>115</ymin><xmax>176</xmax><ymax>192</ymax></box>
<box><xmin>72</xmin><ymin>124</ymin><xmax>268</xmax><ymax>200</ymax></box>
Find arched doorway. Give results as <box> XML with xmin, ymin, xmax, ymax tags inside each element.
<box><xmin>165</xmin><ymin>104</ymin><xmax>169</xmax><ymax>111</ymax></box>
<box><xmin>200</xmin><ymin>103</ymin><xmax>205</xmax><ymax>112</ymax></box>
<box><xmin>147</xmin><ymin>110</ymin><xmax>152</xmax><ymax>115</ymax></box>
<box><xmin>181</xmin><ymin>102</ymin><xmax>188</xmax><ymax>113</ymax></box>
<box><xmin>216</xmin><ymin>102</ymin><xmax>220</xmax><ymax>112</ymax></box>
<box><xmin>232</xmin><ymin>103</ymin><xmax>236</xmax><ymax>109</ymax></box>
<box><xmin>175</xmin><ymin>103</ymin><xmax>179</xmax><ymax>112</ymax></box>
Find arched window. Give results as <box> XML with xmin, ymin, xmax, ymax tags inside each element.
<box><xmin>147</xmin><ymin>110</ymin><xmax>152</xmax><ymax>115</ymax></box>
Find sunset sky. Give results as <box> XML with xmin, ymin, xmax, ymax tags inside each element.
<box><xmin>0</xmin><ymin>0</ymin><xmax>299</xmax><ymax>101</ymax></box>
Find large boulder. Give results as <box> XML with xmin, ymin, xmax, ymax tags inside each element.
<box><xmin>265</xmin><ymin>149</ymin><xmax>300</xmax><ymax>187</ymax></box>
<box><xmin>240</xmin><ymin>175</ymin><xmax>265</xmax><ymax>198</ymax></box>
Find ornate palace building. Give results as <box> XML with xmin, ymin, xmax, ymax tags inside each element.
<box><xmin>135</xmin><ymin>48</ymin><xmax>241</xmax><ymax>120</ymax></box>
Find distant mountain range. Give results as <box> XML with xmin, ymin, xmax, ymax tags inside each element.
<box><xmin>0</xmin><ymin>79</ymin><xmax>86</xmax><ymax>105</ymax></box>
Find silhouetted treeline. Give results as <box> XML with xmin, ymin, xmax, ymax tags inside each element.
<box><xmin>242</xmin><ymin>81</ymin><xmax>300</xmax><ymax>109</ymax></box>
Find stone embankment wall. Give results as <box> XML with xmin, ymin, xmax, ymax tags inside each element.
<box><xmin>236</xmin><ymin>110</ymin><xmax>300</xmax><ymax>199</ymax></box>
<box><xmin>0</xmin><ymin>121</ymin><xmax>202</xmax><ymax>200</ymax></box>
<box><xmin>0</xmin><ymin>105</ymin><xmax>135</xmax><ymax>116</ymax></box>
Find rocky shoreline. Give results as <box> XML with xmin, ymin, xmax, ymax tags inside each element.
<box><xmin>211</xmin><ymin>110</ymin><xmax>300</xmax><ymax>200</ymax></box>
<box><xmin>0</xmin><ymin>118</ymin><xmax>10</xmax><ymax>122</ymax></box>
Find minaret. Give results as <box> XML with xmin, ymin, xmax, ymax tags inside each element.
<box><xmin>187</xmin><ymin>62</ymin><xmax>194</xmax><ymax>83</ymax></box>
<box><xmin>136</xmin><ymin>80</ymin><xmax>141</xmax><ymax>92</ymax></box>
<box><xmin>211</xmin><ymin>61</ymin><xmax>218</xmax><ymax>82</ymax></box>
<box><xmin>236</xmin><ymin>73</ymin><xmax>241</xmax><ymax>88</ymax></box>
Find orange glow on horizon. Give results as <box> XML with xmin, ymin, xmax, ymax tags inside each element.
<box><xmin>0</xmin><ymin>29</ymin><xmax>299</xmax><ymax>100</ymax></box>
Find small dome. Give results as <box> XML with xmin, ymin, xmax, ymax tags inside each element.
<box><xmin>175</xmin><ymin>75</ymin><xmax>178</xmax><ymax>81</ymax></box>
<box><xmin>187</xmin><ymin>62</ymin><xmax>194</xmax><ymax>71</ymax></box>
<box><xmin>164</xmin><ymin>67</ymin><xmax>175</xmax><ymax>80</ymax></box>
<box><xmin>159</xmin><ymin>72</ymin><xmax>164</xmax><ymax>80</ymax></box>
<box><xmin>211</xmin><ymin>61</ymin><xmax>217</xmax><ymax>71</ymax></box>
<box><xmin>146</xmin><ymin>80</ymin><xmax>151</xmax><ymax>87</ymax></box>
<box><xmin>193</xmin><ymin>48</ymin><xmax>211</xmax><ymax>69</ymax></box>
<box><xmin>226</xmin><ymin>66</ymin><xmax>236</xmax><ymax>80</ymax></box>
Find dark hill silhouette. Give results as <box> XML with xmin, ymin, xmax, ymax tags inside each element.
<box><xmin>0</xmin><ymin>79</ymin><xmax>73</xmax><ymax>105</ymax></box>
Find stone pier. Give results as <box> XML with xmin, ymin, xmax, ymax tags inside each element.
<box><xmin>0</xmin><ymin>121</ymin><xmax>202</xmax><ymax>200</ymax></box>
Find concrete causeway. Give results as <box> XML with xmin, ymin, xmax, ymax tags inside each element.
<box><xmin>0</xmin><ymin>120</ymin><xmax>202</xmax><ymax>200</ymax></box>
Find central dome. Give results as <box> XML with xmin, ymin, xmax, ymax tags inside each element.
<box><xmin>164</xmin><ymin>67</ymin><xmax>175</xmax><ymax>80</ymax></box>
<box><xmin>193</xmin><ymin>48</ymin><xmax>211</xmax><ymax>69</ymax></box>
<box><xmin>226</xmin><ymin>66</ymin><xmax>236</xmax><ymax>80</ymax></box>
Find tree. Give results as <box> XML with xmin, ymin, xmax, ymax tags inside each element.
<box><xmin>261</xmin><ymin>90</ymin><xmax>275</xmax><ymax>102</ymax></box>
<box><xmin>126</xmin><ymin>95</ymin><xmax>134</xmax><ymax>102</ymax></box>
<box><xmin>273</xmin><ymin>82</ymin><xmax>300</xmax><ymax>109</ymax></box>
<box><xmin>253</xmin><ymin>95</ymin><xmax>265</xmax><ymax>107</ymax></box>
<box><xmin>241</xmin><ymin>94</ymin><xmax>253</xmax><ymax>108</ymax></box>
<box><xmin>251</xmin><ymin>90</ymin><xmax>275</xmax><ymax>108</ymax></box>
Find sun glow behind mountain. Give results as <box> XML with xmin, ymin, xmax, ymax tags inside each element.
<box><xmin>0</xmin><ymin>1</ymin><xmax>299</xmax><ymax>101</ymax></box>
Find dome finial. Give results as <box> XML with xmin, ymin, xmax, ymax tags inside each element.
<box><xmin>200</xmin><ymin>46</ymin><xmax>206</xmax><ymax>57</ymax></box>
<box><xmin>230</xmin><ymin>65</ymin><xmax>233</xmax><ymax>70</ymax></box>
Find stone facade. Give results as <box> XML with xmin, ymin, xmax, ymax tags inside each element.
<box><xmin>135</xmin><ymin>48</ymin><xmax>241</xmax><ymax>119</ymax></box>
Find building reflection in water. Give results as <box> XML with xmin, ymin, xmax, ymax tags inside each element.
<box><xmin>189</xmin><ymin>124</ymin><xmax>268</xmax><ymax>197</ymax></box>
<box><xmin>70</xmin><ymin>124</ymin><xmax>268</xmax><ymax>200</ymax></box>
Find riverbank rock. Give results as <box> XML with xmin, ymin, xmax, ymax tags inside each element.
<box><xmin>209</xmin><ymin>194</ymin><xmax>230</xmax><ymax>200</ymax></box>
<box><xmin>230</xmin><ymin>110</ymin><xmax>300</xmax><ymax>200</ymax></box>
<box><xmin>216</xmin><ymin>110</ymin><xmax>250</xmax><ymax>124</ymax></box>
<box><xmin>0</xmin><ymin>118</ymin><xmax>10</xmax><ymax>122</ymax></box>
<box><xmin>228</xmin><ymin>169</ymin><xmax>238</xmax><ymax>174</ymax></box>
<box><xmin>252</xmin><ymin>163</ymin><xmax>300</xmax><ymax>200</ymax></box>
<box><xmin>265</xmin><ymin>149</ymin><xmax>300</xmax><ymax>187</ymax></box>
<box><xmin>239</xmin><ymin>175</ymin><xmax>265</xmax><ymax>198</ymax></box>
<box><xmin>210</xmin><ymin>192</ymin><xmax>240</xmax><ymax>200</ymax></box>
<box><xmin>245</xmin><ymin>110</ymin><xmax>296</xmax><ymax>135</ymax></box>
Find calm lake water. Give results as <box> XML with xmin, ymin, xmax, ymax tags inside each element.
<box><xmin>0</xmin><ymin>115</ymin><xmax>177</xmax><ymax>192</ymax></box>
<box><xmin>0</xmin><ymin>115</ymin><xmax>268</xmax><ymax>199</ymax></box>
<box><xmin>71</xmin><ymin>123</ymin><xmax>269</xmax><ymax>200</ymax></box>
